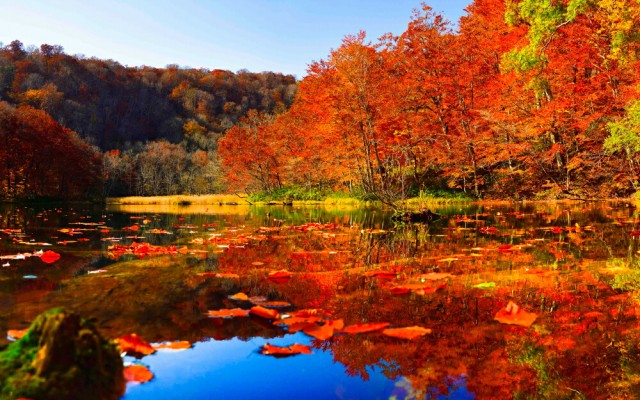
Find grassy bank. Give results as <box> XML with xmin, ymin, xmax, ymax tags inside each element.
<box><xmin>106</xmin><ymin>194</ymin><xmax>250</xmax><ymax>205</ymax></box>
<box><xmin>107</xmin><ymin>191</ymin><xmax>473</xmax><ymax>208</ymax></box>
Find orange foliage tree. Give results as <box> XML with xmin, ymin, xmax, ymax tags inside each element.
<box><xmin>0</xmin><ymin>102</ymin><xmax>101</xmax><ymax>200</ymax></box>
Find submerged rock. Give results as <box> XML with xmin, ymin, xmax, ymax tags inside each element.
<box><xmin>0</xmin><ymin>308</ymin><xmax>125</xmax><ymax>400</ymax></box>
<box><xmin>392</xmin><ymin>209</ymin><xmax>441</xmax><ymax>223</ymax></box>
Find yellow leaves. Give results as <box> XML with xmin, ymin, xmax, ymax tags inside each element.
<box><xmin>229</xmin><ymin>292</ymin><xmax>249</xmax><ymax>301</ymax></box>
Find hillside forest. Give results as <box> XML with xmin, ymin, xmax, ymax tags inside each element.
<box><xmin>1</xmin><ymin>0</ymin><xmax>640</xmax><ymax>202</ymax></box>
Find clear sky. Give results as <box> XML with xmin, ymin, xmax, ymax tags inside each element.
<box><xmin>0</xmin><ymin>0</ymin><xmax>471</xmax><ymax>78</ymax></box>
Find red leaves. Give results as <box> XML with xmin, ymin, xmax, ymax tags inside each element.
<box><xmin>267</xmin><ymin>269</ymin><xmax>294</xmax><ymax>283</ymax></box>
<box><xmin>124</xmin><ymin>364</ymin><xmax>154</xmax><ymax>383</ymax></box>
<box><xmin>494</xmin><ymin>301</ymin><xmax>538</xmax><ymax>328</ymax></box>
<box><xmin>250</xmin><ymin>305</ymin><xmax>280</xmax><ymax>320</ymax></box>
<box><xmin>116</xmin><ymin>333</ymin><xmax>156</xmax><ymax>356</ymax></box>
<box><xmin>342</xmin><ymin>322</ymin><xmax>390</xmax><ymax>334</ymax></box>
<box><xmin>479</xmin><ymin>226</ymin><xmax>499</xmax><ymax>235</ymax></box>
<box><xmin>40</xmin><ymin>250</ymin><xmax>60</xmax><ymax>264</ymax></box>
<box><xmin>261</xmin><ymin>343</ymin><xmax>312</xmax><ymax>356</ymax></box>
<box><xmin>302</xmin><ymin>319</ymin><xmax>344</xmax><ymax>340</ymax></box>
<box><xmin>382</xmin><ymin>326</ymin><xmax>432</xmax><ymax>340</ymax></box>
<box><xmin>107</xmin><ymin>241</ymin><xmax>189</xmax><ymax>259</ymax></box>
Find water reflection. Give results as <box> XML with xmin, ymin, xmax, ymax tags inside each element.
<box><xmin>0</xmin><ymin>201</ymin><xmax>639</xmax><ymax>398</ymax></box>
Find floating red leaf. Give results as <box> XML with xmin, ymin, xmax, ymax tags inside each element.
<box><xmin>153</xmin><ymin>341</ymin><xmax>191</xmax><ymax>350</ymax></box>
<box><xmin>250</xmin><ymin>305</ymin><xmax>280</xmax><ymax>319</ymax></box>
<box><xmin>116</xmin><ymin>333</ymin><xmax>156</xmax><ymax>355</ymax></box>
<box><xmin>494</xmin><ymin>301</ymin><xmax>538</xmax><ymax>327</ymax></box>
<box><xmin>416</xmin><ymin>272</ymin><xmax>453</xmax><ymax>281</ymax></box>
<box><xmin>124</xmin><ymin>364</ymin><xmax>154</xmax><ymax>383</ymax></box>
<box><xmin>302</xmin><ymin>318</ymin><xmax>344</xmax><ymax>340</ymax></box>
<box><xmin>261</xmin><ymin>343</ymin><xmax>312</xmax><ymax>356</ymax></box>
<box><xmin>342</xmin><ymin>322</ymin><xmax>390</xmax><ymax>334</ymax></box>
<box><xmin>40</xmin><ymin>250</ymin><xmax>60</xmax><ymax>264</ymax></box>
<box><xmin>267</xmin><ymin>270</ymin><xmax>294</xmax><ymax>283</ymax></box>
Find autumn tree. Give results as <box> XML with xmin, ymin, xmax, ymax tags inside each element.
<box><xmin>217</xmin><ymin>110</ymin><xmax>280</xmax><ymax>193</ymax></box>
<box><xmin>0</xmin><ymin>102</ymin><xmax>101</xmax><ymax>200</ymax></box>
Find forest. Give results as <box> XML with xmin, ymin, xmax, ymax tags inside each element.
<box><xmin>1</xmin><ymin>0</ymin><xmax>640</xmax><ymax>202</ymax></box>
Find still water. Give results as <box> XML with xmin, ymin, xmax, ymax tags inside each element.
<box><xmin>0</xmin><ymin>201</ymin><xmax>639</xmax><ymax>399</ymax></box>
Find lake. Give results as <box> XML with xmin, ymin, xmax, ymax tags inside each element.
<box><xmin>1</xmin><ymin>201</ymin><xmax>639</xmax><ymax>399</ymax></box>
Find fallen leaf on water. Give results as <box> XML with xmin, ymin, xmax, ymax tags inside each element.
<box><xmin>149</xmin><ymin>229</ymin><xmax>172</xmax><ymax>234</ymax></box>
<box><xmin>228</xmin><ymin>292</ymin><xmax>249</xmax><ymax>301</ymax></box>
<box><xmin>303</xmin><ymin>323</ymin><xmax>334</xmax><ymax>340</ymax></box>
<box><xmin>328</xmin><ymin>319</ymin><xmax>344</xmax><ymax>330</ymax></box>
<box><xmin>290</xmin><ymin>309</ymin><xmax>324</xmax><ymax>318</ymax></box>
<box><xmin>382</xmin><ymin>326</ymin><xmax>432</xmax><ymax>340</ymax></box>
<box><xmin>87</xmin><ymin>269</ymin><xmax>107</xmax><ymax>274</ymax></box>
<box><xmin>417</xmin><ymin>273</ymin><xmax>452</xmax><ymax>281</ymax></box>
<box><xmin>267</xmin><ymin>270</ymin><xmax>294</xmax><ymax>283</ymax></box>
<box><xmin>7</xmin><ymin>329</ymin><xmax>27</xmax><ymax>340</ymax></box>
<box><xmin>153</xmin><ymin>341</ymin><xmax>191</xmax><ymax>350</ymax></box>
<box><xmin>257</xmin><ymin>301</ymin><xmax>291</xmax><ymax>309</ymax></box>
<box><xmin>261</xmin><ymin>343</ymin><xmax>312</xmax><ymax>356</ymax></box>
<box><xmin>116</xmin><ymin>334</ymin><xmax>156</xmax><ymax>355</ymax></box>
<box><xmin>342</xmin><ymin>322</ymin><xmax>390</xmax><ymax>334</ymax></box>
<box><xmin>494</xmin><ymin>301</ymin><xmax>538</xmax><ymax>328</ymax></box>
<box><xmin>302</xmin><ymin>318</ymin><xmax>344</xmax><ymax>340</ymax></box>
<box><xmin>389</xmin><ymin>287</ymin><xmax>411</xmax><ymax>295</ymax></box>
<box><xmin>207</xmin><ymin>308</ymin><xmax>250</xmax><ymax>318</ymax></box>
<box><xmin>250</xmin><ymin>305</ymin><xmax>280</xmax><ymax>320</ymax></box>
<box><xmin>40</xmin><ymin>250</ymin><xmax>60</xmax><ymax>264</ymax></box>
<box><xmin>472</xmin><ymin>282</ymin><xmax>496</xmax><ymax>289</ymax></box>
<box><xmin>124</xmin><ymin>364</ymin><xmax>153</xmax><ymax>383</ymax></box>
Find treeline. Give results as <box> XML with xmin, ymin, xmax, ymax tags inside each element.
<box><xmin>0</xmin><ymin>40</ymin><xmax>297</xmax><ymax>199</ymax></box>
<box><xmin>219</xmin><ymin>0</ymin><xmax>640</xmax><ymax>201</ymax></box>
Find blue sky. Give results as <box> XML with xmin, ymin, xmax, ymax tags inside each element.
<box><xmin>0</xmin><ymin>0</ymin><xmax>471</xmax><ymax>78</ymax></box>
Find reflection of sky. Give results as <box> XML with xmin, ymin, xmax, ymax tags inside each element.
<box><xmin>123</xmin><ymin>332</ymin><xmax>399</xmax><ymax>400</ymax></box>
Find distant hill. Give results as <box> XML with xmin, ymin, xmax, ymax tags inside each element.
<box><xmin>0</xmin><ymin>40</ymin><xmax>297</xmax><ymax>149</ymax></box>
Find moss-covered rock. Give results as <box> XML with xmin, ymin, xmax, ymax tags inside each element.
<box><xmin>0</xmin><ymin>308</ymin><xmax>125</xmax><ymax>400</ymax></box>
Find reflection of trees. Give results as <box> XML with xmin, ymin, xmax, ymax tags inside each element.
<box><xmin>6</xmin><ymin>202</ymin><xmax>640</xmax><ymax>397</ymax></box>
